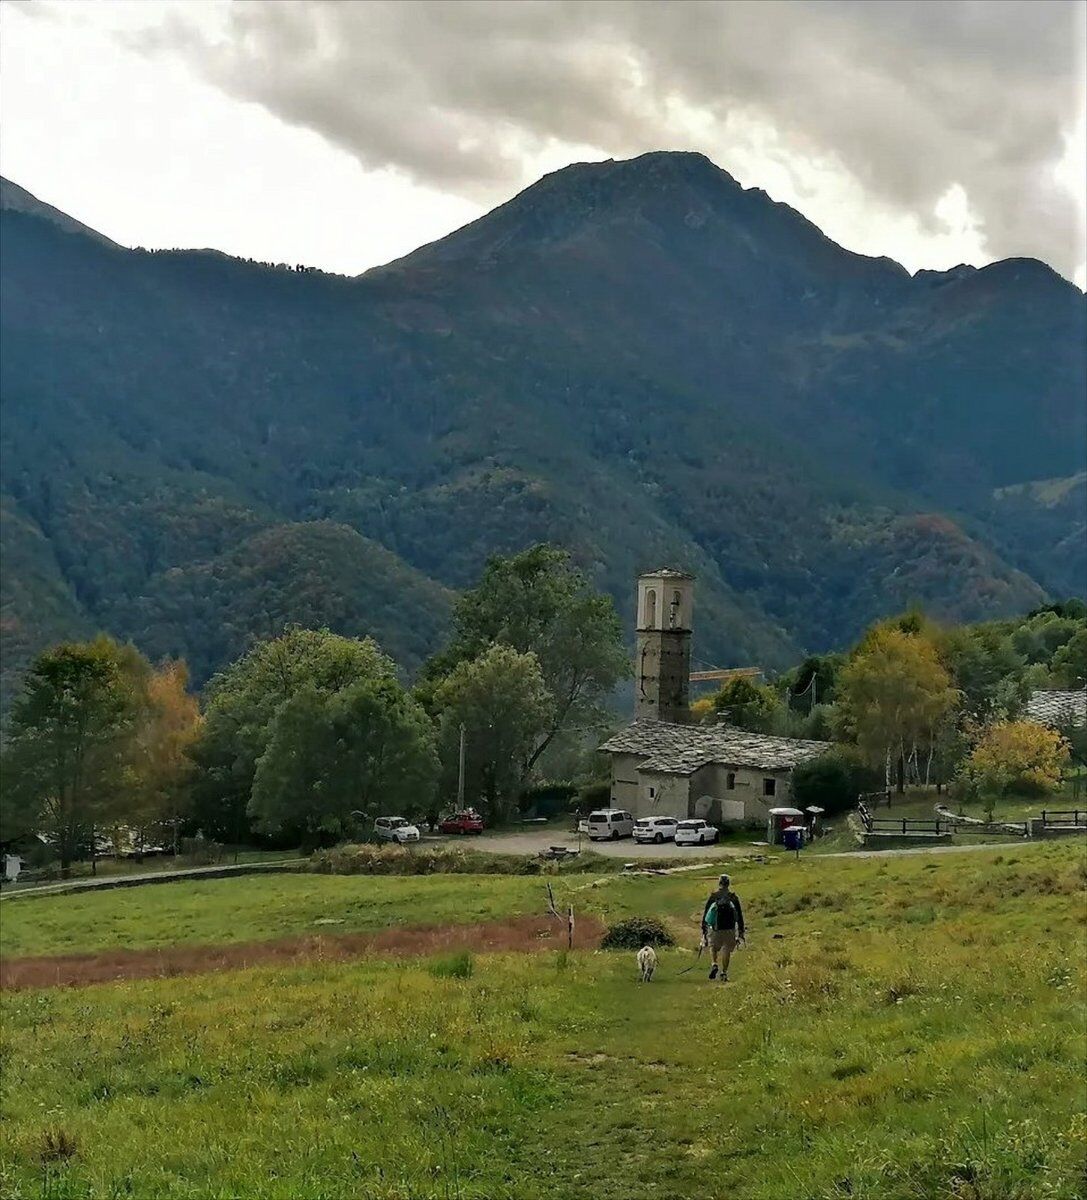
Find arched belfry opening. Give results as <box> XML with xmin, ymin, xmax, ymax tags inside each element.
<box><xmin>635</xmin><ymin>568</ymin><xmax>693</xmax><ymax>723</ymax></box>
<box><xmin>644</xmin><ymin>589</ymin><xmax>657</xmax><ymax>628</ymax></box>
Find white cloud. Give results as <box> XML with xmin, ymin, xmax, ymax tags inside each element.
<box><xmin>1</xmin><ymin>0</ymin><xmax>1083</xmax><ymax>282</ymax></box>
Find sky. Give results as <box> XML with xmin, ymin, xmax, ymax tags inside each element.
<box><xmin>1</xmin><ymin>0</ymin><xmax>1084</xmax><ymax>286</ymax></box>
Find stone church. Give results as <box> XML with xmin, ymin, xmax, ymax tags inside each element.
<box><xmin>599</xmin><ymin>568</ymin><xmax>829</xmax><ymax>825</ymax></box>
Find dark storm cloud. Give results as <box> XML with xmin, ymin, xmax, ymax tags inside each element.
<box><xmin>129</xmin><ymin>0</ymin><xmax>1085</xmax><ymax>276</ymax></box>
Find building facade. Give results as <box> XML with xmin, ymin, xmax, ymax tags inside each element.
<box><xmin>602</xmin><ymin>720</ymin><xmax>829</xmax><ymax>824</ymax></box>
<box><xmin>602</xmin><ymin>568</ymin><xmax>830</xmax><ymax>825</ymax></box>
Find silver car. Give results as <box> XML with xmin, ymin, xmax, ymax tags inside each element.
<box><xmin>632</xmin><ymin>816</ymin><xmax>679</xmax><ymax>844</ymax></box>
<box><xmin>374</xmin><ymin>816</ymin><xmax>421</xmax><ymax>844</ymax></box>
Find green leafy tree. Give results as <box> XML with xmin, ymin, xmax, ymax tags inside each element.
<box><xmin>939</xmin><ymin>625</ymin><xmax>1027</xmax><ymax>722</ymax></box>
<box><xmin>250</xmin><ymin>677</ymin><xmax>438</xmax><ymax>845</ymax></box>
<box><xmin>837</xmin><ymin>626</ymin><xmax>959</xmax><ymax>791</ymax></box>
<box><xmin>785</xmin><ymin>654</ymin><xmax>844</xmax><ymax>712</ymax></box>
<box><xmin>0</xmin><ymin>637</ymin><xmax>141</xmax><ymax>869</ymax></box>
<box><xmin>422</xmin><ymin>546</ymin><xmax>626</xmax><ymax>772</ymax></box>
<box><xmin>711</xmin><ymin>676</ymin><xmax>782</xmax><ymax>732</ymax></box>
<box><xmin>1049</xmin><ymin>628</ymin><xmax>1087</xmax><ymax>689</ymax></box>
<box><xmin>193</xmin><ymin>629</ymin><xmax>396</xmax><ymax>843</ymax></box>
<box><xmin>790</xmin><ymin>753</ymin><xmax>870</xmax><ymax>816</ymax></box>
<box><xmin>434</xmin><ymin>644</ymin><xmax>552</xmax><ymax>824</ymax></box>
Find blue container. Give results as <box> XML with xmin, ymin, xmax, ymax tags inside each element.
<box><xmin>782</xmin><ymin>827</ymin><xmax>805</xmax><ymax>852</ymax></box>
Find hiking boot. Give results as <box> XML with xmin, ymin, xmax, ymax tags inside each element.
<box><xmin>719</xmin><ymin>972</ymin><xmax>729</xmax><ymax>983</ymax></box>
<box><xmin>708</xmin><ymin>964</ymin><xmax>719</xmax><ymax>980</ymax></box>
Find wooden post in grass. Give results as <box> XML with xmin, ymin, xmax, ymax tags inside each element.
<box><xmin>546</xmin><ymin>884</ymin><xmax>574</xmax><ymax>948</ymax></box>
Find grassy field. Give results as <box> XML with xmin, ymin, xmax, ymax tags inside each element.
<box><xmin>1</xmin><ymin>843</ymin><xmax>1084</xmax><ymax>1199</ymax></box>
<box><xmin>0</xmin><ymin>874</ymin><xmax>549</xmax><ymax>959</ymax></box>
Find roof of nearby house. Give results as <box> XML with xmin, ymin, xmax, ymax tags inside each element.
<box><xmin>600</xmin><ymin>718</ymin><xmax>832</xmax><ymax>775</ymax></box>
<box><xmin>1024</xmin><ymin>689</ymin><xmax>1086</xmax><ymax>728</ymax></box>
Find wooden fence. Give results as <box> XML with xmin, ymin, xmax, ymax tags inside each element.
<box><xmin>856</xmin><ymin>802</ymin><xmax>949</xmax><ymax>837</ymax></box>
<box><xmin>1041</xmin><ymin>809</ymin><xmax>1087</xmax><ymax>829</ymax></box>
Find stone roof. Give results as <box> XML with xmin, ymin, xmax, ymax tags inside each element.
<box><xmin>1025</xmin><ymin>690</ymin><xmax>1086</xmax><ymax>729</ymax></box>
<box><xmin>600</xmin><ymin>719</ymin><xmax>831</xmax><ymax>775</ymax></box>
<box><xmin>639</xmin><ymin>567</ymin><xmax>694</xmax><ymax>579</ymax></box>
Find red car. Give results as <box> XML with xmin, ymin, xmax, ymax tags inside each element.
<box><xmin>439</xmin><ymin>810</ymin><xmax>485</xmax><ymax>835</ymax></box>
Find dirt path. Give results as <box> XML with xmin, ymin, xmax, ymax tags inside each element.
<box><xmin>0</xmin><ymin>914</ymin><xmax>604</xmax><ymax>993</ymax></box>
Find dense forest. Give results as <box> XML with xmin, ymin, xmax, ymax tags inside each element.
<box><xmin>1</xmin><ymin>153</ymin><xmax>1084</xmax><ymax>709</ymax></box>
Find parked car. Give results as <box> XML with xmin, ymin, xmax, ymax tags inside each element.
<box><xmin>586</xmin><ymin>809</ymin><xmax>635</xmax><ymax>840</ymax></box>
<box><xmin>632</xmin><ymin>816</ymin><xmax>679</xmax><ymax>844</ymax></box>
<box><xmin>674</xmin><ymin>819</ymin><xmax>720</xmax><ymax>846</ymax></box>
<box><xmin>439</xmin><ymin>810</ymin><xmax>485</xmax><ymax>835</ymax></box>
<box><xmin>374</xmin><ymin>816</ymin><xmax>421</xmax><ymax>844</ymax></box>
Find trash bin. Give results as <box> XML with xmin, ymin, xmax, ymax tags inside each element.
<box><xmin>782</xmin><ymin>826</ymin><xmax>805</xmax><ymax>853</ymax></box>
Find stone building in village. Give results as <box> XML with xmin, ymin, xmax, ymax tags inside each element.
<box><xmin>600</xmin><ymin>568</ymin><xmax>829</xmax><ymax>825</ymax></box>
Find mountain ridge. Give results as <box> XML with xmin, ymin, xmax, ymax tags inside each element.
<box><xmin>1</xmin><ymin>152</ymin><xmax>1083</xmax><ymax>709</ymax></box>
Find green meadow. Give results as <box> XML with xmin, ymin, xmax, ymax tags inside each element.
<box><xmin>1</xmin><ymin>843</ymin><xmax>1085</xmax><ymax>1199</ymax></box>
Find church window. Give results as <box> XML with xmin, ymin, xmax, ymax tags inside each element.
<box><xmin>644</xmin><ymin>589</ymin><xmax>657</xmax><ymax>627</ymax></box>
<box><xmin>726</xmin><ymin>772</ymin><xmax>736</xmax><ymax>790</ymax></box>
<box><xmin>669</xmin><ymin>590</ymin><xmax>682</xmax><ymax>628</ymax></box>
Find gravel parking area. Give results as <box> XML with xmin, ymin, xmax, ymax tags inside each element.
<box><xmin>427</xmin><ymin>827</ymin><xmax>753</xmax><ymax>859</ymax></box>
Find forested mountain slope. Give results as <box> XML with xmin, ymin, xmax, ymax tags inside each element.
<box><xmin>2</xmin><ymin>151</ymin><xmax>1083</xmax><ymax>707</ymax></box>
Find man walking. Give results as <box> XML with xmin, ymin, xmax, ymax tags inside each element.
<box><xmin>702</xmin><ymin>873</ymin><xmax>745</xmax><ymax>981</ymax></box>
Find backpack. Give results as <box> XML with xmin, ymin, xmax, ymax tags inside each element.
<box><xmin>705</xmin><ymin>895</ymin><xmax>735</xmax><ymax>931</ymax></box>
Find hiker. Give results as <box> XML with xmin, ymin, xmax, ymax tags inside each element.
<box><xmin>702</xmin><ymin>873</ymin><xmax>745</xmax><ymax>981</ymax></box>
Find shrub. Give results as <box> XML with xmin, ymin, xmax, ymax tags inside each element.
<box><xmin>600</xmin><ymin>916</ymin><xmax>675</xmax><ymax>950</ymax></box>
<box><xmin>520</xmin><ymin>783</ymin><xmax>578</xmax><ymax>818</ymax></box>
<box><xmin>961</xmin><ymin>721</ymin><xmax>1070</xmax><ymax>797</ymax></box>
<box><xmin>791</xmin><ymin>753</ymin><xmax>863</xmax><ymax>816</ymax></box>
<box><xmin>309</xmin><ymin>842</ymin><xmax>628</xmax><ymax>877</ymax></box>
<box><xmin>577</xmin><ymin>781</ymin><xmax>610</xmax><ymax>811</ymax></box>
<box><xmin>429</xmin><ymin>952</ymin><xmax>474</xmax><ymax>980</ymax></box>
<box><xmin>180</xmin><ymin>836</ymin><xmax>223</xmax><ymax>865</ymax></box>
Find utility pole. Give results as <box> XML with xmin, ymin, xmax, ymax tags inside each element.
<box><xmin>457</xmin><ymin>723</ymin><xmax>466</xmax><ymax>810</ymax></box>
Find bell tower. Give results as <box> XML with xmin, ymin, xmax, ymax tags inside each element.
<box><xmin>635</xmin><ymin>568</ymin><xmax>694</xmax><ymax>724</ymax></box>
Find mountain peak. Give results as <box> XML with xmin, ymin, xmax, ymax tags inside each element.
<box><xmin>370</xmin><ymin>148</ymin><xmax>910</xmax><ymax>301</ymax></box>
<box><xmin>0</xmin><ymin>177</ymin><xmax>118</xmax><ymax>248</ymax></box>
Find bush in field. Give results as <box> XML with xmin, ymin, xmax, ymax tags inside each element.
<box><xmin>310</xmin><ymin>843</ymin><xmax>541</xmax><ymax>876</ymax></box>
<box><xmin>429</xmin><ymin>952</ymin><xmax>474</xmax><ymax>980</ymax></box>
<box><xmin>961</xmin><ymin>720</ymin><xmax>1070</xmax><ymax>797</ymax></box>
<box><xmin>309</xmin><ymin>842</ymin><xmax>625</xmax><ymax>877</ymax></box>
<box><xmin>600</xmin><ymin>916</ymin><xmax>675</xmax><ymax>950</ymax></box>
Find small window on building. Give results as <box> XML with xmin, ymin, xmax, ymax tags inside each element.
<box><xmin>763</xmin><ymin>777</ymin><xmax>776</xmax><ymax>797</ymax></box>
<box><xmin>644</xmin><ymin>589</ymin><xmax>657</xmax><ymax>628</ymax></box>
<box><xmin>669</xmin><ymin>590</ymin><xmax>682</xmax><ymax>628</ymax></box>
<box><xmin>726</xmin><ymin>772</ymin><xmax>736</xmax><ymax>790</ymax></box>
<box><xmin>648</xmin><ymin>787</ymin><xmax>656</xmax><ymax>799</ymax></box>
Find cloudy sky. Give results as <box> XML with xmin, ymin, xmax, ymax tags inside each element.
<box><xmin>2</xmin><ymin>0</ymin><xmax>1084</xmax><ymax>285</ymax></box>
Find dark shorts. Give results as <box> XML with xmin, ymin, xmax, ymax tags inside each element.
<box><xmin>710</xmin><ymin>929</ymin><xmax>737</xmax><ymax>952</ymax></box>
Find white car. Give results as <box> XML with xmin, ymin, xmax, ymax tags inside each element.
<box><xmin>632</xmin><ymin>816</ymin><xmax>679</xmax><ymax>844</ymax></box>
<box><xmin>674</xmin><ymin>819</ymin><xmax>719</xmax><ymax>846</ymax></box>
<box><xmin>374</xmin><ymin>816</ymin><xmax>421</xmax><ymax>844</ymax></box>
<box><xmin>586</xmin><ymin>809</ymin><xmax>635</xmax><ymax>840</ymax></box>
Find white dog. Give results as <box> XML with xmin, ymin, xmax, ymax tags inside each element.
<box><xmin>636</xmin><ymin>944</ymin><xmax>657</xmax><ymax>983</ymax></box>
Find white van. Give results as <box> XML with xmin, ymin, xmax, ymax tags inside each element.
<box><xmin>586</xmin><ymin>809</ymin><xmax>635</xmax><ymax>840</ymax></box>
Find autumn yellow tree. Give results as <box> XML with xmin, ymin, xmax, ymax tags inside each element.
<box><xmin>837</xmin><ymin>626</ymin><xmax>959</xmax><ymax>791</ymax></box>
<box><xmin>963</xmin><ymin>721</ymin><xmax>1069</xmax><ymax>798</ymax></box>
<box><xmin>123</xmin><ymin>660</ymin><xmax>202</xmax><ymax>854</ymax></box>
